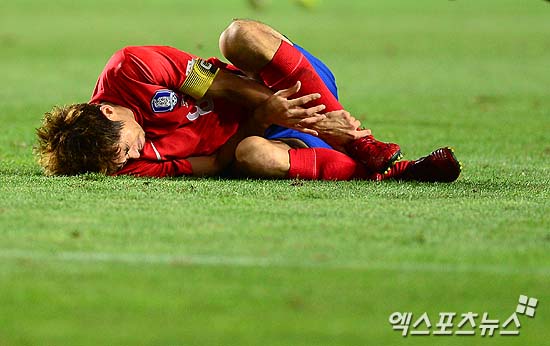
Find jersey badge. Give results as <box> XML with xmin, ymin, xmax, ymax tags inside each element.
<box><xmin>151</xmin><ymin>89</ymin><xmax>178</xmax><ymax>113</ymax></box>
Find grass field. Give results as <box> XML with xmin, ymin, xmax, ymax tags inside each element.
<box><xmin>1</xmin><ymin>0</ymin><xmax>549</xmax><ymax>345</ymax></box>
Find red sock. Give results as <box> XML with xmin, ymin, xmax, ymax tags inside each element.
<box><xmin>259</xmin><ymin>40</ymin><xmax>343</xmax><ymax>112</ymax></box>
<box><xmin>288</xmin><ymin>148</ymin><xmax>370</xmax><ymax>180</ymax></box>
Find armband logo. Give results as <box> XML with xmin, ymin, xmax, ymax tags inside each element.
<box><xmin>180</xmin><ymin>58</ymin><xmax>219</xmax><ymax>100</ymax></box>
<box><xmin>199</xmin><ymin>60</ymin><xmax>216</xmax><ymax>72</ymax></box>
<box><xmin>151</xmin><ymin>89</ymin><xmax>178</xmax><ymax>113</ymax></box>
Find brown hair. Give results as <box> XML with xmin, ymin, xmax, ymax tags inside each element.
<box><xmin>36</xmin><ymin>103</ymin><xmax>123</xmax><ymax>175</ymax></box>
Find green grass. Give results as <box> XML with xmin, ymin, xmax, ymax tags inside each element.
<box><xmin>1</xmin><ymin>0</ymin><xmax>549</xmax><ymax>345</ymax></box>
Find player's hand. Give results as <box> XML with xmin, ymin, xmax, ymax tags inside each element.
<box><xmin>311</xmin><ymin>110</ymin><xmax>371</xmax><ymax>147</ymax></box>
<box><xmin>254</xmin><ymin>81</ymin><xmax>327</xmax><ymax>136</ymax></box>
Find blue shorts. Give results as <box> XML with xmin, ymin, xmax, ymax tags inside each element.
<box><xmin>264</xmin><ymin>43</ymin><xmax>337</xmax><ymax>149</ymax></box>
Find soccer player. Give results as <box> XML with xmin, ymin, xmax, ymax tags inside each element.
<box><xmin>36</xmin><ymin>19</ymin><xmax>461</xmax><ymax>182</ymax></box>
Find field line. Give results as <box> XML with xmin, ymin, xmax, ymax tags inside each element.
<box><xmin>0</xmin><ymin>248</ymin><xmax>548</xmax><ymax>276</ymax></box>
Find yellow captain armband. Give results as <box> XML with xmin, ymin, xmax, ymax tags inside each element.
<box><xmin>180</xmin><ymin>58</ymin><xmax>219</xmax><ymax>100</ymax></box>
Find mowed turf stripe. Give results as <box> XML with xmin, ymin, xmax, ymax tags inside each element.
<box><xmin>0</xmin><ymin>248</ymin><xmax>548</xmax><ymax>276</ymax></box>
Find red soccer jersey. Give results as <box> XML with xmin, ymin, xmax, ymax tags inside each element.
<box><xmin>90</xmin><ymin>46</ymin><xmax>246</xmax><ymax>177</ymax></box>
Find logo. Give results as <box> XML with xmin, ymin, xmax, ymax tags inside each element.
<box><xmin>151</xmin><ymin>89</ymin><xmax>178</xmax><ymax>113</ymax></box>
<box><xmin>389</xmin><ymin>294</ymin><xmax>539</xmax><ymax>337</ymax></box>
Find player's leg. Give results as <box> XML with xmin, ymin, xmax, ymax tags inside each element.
<box><xmin>219</xmin><ymin>19</ymin><xmax>288</xmax><ymax>80</ymax></box>
<box><xmin>219</xmin><ymin>19</ymin><xmax>342</xmax><ymax>112</ymax></box>
<box><xmin>234</xmin><ymin>136</ymin><xmax>371</xmax><ymax>180</ymax></box>
<box><xmin>219</xmin><ymin>19</ymin><xmax>401</xmax><ymax>174</ymax></box>
<box><xmin>234</xmin><ymin>137</ymin><xmax>291</xmax><ymax>178</ymax></box>
<box><xmin>234</xmin><ymin>137</ymin><xmax>461</xmax><ymax>182</ymax></box>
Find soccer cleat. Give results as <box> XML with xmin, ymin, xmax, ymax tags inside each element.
<box><xmin>380</xmin><ymin>147</ymin><xmax>462</xmax><ymax>182</ymax></box>
<box><xmin>346</xmin><ymin>135</ymin><xmax>402</xmax><ymax>174</ymax></box>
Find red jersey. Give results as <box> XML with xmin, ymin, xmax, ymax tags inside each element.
<box><xmin>90</xmin><ymin>46</ymin><xmax>246</xmax><ymax>177</ymax></box>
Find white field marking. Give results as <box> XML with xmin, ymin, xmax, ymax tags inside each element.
<box><xmin>0</xmin><ymin>248</ymin><xmax>549</xmax><ymax>276</ymax></box>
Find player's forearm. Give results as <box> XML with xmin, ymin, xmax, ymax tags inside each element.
<box><xmin>205</xmin><ymin>69</ymin><xmax>284</xmax><ymax>133</ymax></box>
<box><xmin>206</xmin><ymin>69</ymin><xmax>273</xmax><ymax>111</ymax></box>
<box><xmin>205</xmin><ymin>69</ymin><xmax>328</xmax><ymax>135</ymax></box>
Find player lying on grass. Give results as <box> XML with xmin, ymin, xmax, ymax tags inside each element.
<box><xmin>36</xmin><ymin>19</ymin><xmax>461</xmax><ymax>182</ymax></box>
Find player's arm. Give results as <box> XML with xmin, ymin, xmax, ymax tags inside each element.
<box><xmin>180</xmin><ymin>59</ymin><xmax>326</xmax><ymax>135</ymax></box>
<box><xmin>114</xmin><ymin>158</ymin><xmax>194</xmax><ymax>178</ymax></box>
<box><xmin>122</xmin><ymin>47</ymin><xmax>325</xmax><ymax>135</ymax></box>
<box><xmin>114</xmin><ymin>155</ymin><xmax>222</xmax><ymax>177</ymax></box>
<box><xmin>115</xmin><ymin>121</ymin><xmax>251</xmax><ymax>178</ymax></box>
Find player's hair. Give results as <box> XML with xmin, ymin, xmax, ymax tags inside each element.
<box><xmin>35</xmin><ymin>103</ymin><xmax>123</xmax><ymax>176</ymax></box>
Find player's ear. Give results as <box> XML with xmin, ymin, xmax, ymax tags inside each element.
<box><xmin>99</xmin><ymin>104</ymin><xmax>117</xmax><ymax>120</ymax></box>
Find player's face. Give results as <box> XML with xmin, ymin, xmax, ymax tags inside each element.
<box><xmin>114</xmin><ymin>117</ymin><xmax>146</xmax><ymax>169</ymax></box>
<box><xmin>100</xmin><ymin>104</ymin><xmax>146</xmax><ymax>169</ymax></box>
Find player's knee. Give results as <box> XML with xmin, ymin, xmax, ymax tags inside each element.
<box><xmin>220</xmin><ymin>20</ymin><xmax>279</xmax><ymax>73</ymax></box>
<box><xmin>235</xmin><ymin>136</ymin><xmax>267</xmax><ymax>168</ymax></box>
<box><xmin>235</xmin><ymin>136</ymin><xmax>290</xmax><ymax>177</ymax></box>
<box><xmin>219</xmin><ymin>20</ymin><xmax>252</xmax><ymax>62</ymax></box>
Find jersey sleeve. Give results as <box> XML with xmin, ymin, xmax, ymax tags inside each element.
<box><xmin>118</xmin><ymin>46</ymin><xmax>218</xmax><ymax>100</ymax></box>
<box><xmin>91</xmin><ymin>46</ymin><xmax>193</xmax><ymax>107</ymax></box>
<box><xmin>114</xmin><ymin>158</ymin><xmax>193</xmax><ymax>178</ymax></box>
<box><xmin>117</xmin><ymin>46</ymin><xmax>194</xmax><ymax>91</ymax></box>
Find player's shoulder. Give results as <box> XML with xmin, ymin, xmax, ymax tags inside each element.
<box><xmin>117</xmin><ymin>46</ymin><xmax>196</xmax><ymax>67</ymax></box>
<box><xmin>106</xmin><ymin>46</ymin><xmax>177</xmax><ymax>76</ymax></box>
<box><xmin>103</xmin><ymin>45</ymin><xmax>201</xmax><ymax>82</ymax></box>
<box><xmin>119</xmin><ymin>45</ymin><xmax>191</xmax><ymax>57</ymax></box>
